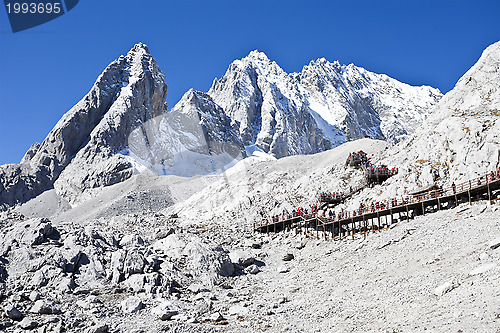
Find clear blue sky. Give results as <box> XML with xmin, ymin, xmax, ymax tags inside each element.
<box><xmin>0</xmin><ymin>0</ymin><xmax>498</xmax><ymax>165</ymax></box>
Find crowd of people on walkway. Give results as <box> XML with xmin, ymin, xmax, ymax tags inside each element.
<box><xmin>261</xmin><ymin>167</ymin><xmax>500</xmax><ymax>227</ymax></box>
<box><xmin>346</xmin><ymin>150</ymin><xmax>398</xmax><ymax>179</ymax></box>
<box><xmin>346</xmin><ymin>151</ymin><xmax>369</xmax><ymax>167</ymax></box>
<box><xmin>366</xmin><ymin>165</ymin><xmax>398</xmax><ymax>176</ymax></box>
<box><xmin>319</xmin><ymin>192</ymin><xmax>343</xmax><ymax>202</ymax></box>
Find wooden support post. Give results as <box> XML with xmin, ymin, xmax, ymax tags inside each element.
<box><xmin>406</xmin><ymin>205</ymin><xmax>409</xmax><ymax>222</ymax></box>
<box><xmin>488</xmin><ymin>182</ymin><xmax>491</xmax><ymax>202</ymax></box>
<box><xmin>352</xmin><ymin>217</ymin><xmax>355</xmax><ymax>240</ymax></box>
<box><xmin>274</xmin><ymin>220</ymin><xmax>276</xmax><ymax>234</ymax></box>
<box><xmin>437</xmin><ymin>198</ymin><xmax>440</xmax><ymax>211</ymax></box>
<box><xmin>377</xmin><ymin>212</ymin><xmax>381</xmax><ymax>231</ymax></box>
<box><xmin>323</xmin><ymin>220</ymin><xmax>326</xmax><ymax>240</ymax></box>
<box><xmin>455</xmin><ymin>193</ymin><xmax>458</xmax><ymax>207</ymax></box>
<box><xmin>390</xmin><ymin>209</ymin><xmax>393</xmax><ymax>225</ymax></box>
<box><xmin>316</xmin><ymin>218</ymin><xmax>319</xmax><ymax>239</ymax></box>
<box><xmin>422</xmin><ymin>202</ymin><xmax>425</xmax><ymax>216</ymax></box>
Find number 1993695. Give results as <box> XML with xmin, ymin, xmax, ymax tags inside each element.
<box><xmin>5</xmin><ymin>2</ymin><xmax>62</xmax><ymax>14</ymax></box>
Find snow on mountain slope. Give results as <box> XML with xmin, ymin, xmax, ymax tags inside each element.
<box><xmin>1</xmin><ymin>42</ymin><xmax>499</xmax><ymax>333</ymax></box>
<box><xmin>208</xmin><ymin>50</ymin><xmax>441</xmax><ymax>158</ymax></box>
<box><xmin>168</xmin><ymin>41</ymin><xmax>500</xmax><ymax>229</ymax></box>
<box><xmin>126</xmin><ymin>89</ymin><xmax>246</xmax><ymax>177</ymax></box>
<box><xmin>297</xmin><ymin>58</ymin><xmax>442</xmax><ymax>142</ymax></box>
<box><xmin>169</xmin><ymin>138</ymin><xmax>389</xmax><ymax>229</ymax></box>
<box><xmin>208</xmin><ymin>51</ymin><xmax>334</xmax><ymax>158</ymax></box>
<box><xmin>0</xmin><ymin>44</ymin><xmax>442</xmax><ymax>209</ymax></box>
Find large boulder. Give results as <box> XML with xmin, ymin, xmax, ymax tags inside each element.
<box><xmin>229</xmin><ymin>249</ymin><xmax>255</xmax><ymax>267</ymax></box>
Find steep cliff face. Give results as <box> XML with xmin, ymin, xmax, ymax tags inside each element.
<box><xmin>0</xmin><ymin>43</ymin><xmax>168</xmax><ymax>208</ymax></box>
<box><xmin>382</xmin><ymin>41</ymin><xmax>500</xmax><ymax>188</ymax></box>
<box><xmin>208</xmin><ymin>50</ymin><xmax>442</xmax><ymax>158</ymax></box>
<box><xmin>54</xmin><ymin>43</ymin><xmax>168</xmax><ymax>202</ymax></box>
<box><xmin>209</xmin><ymin>51</ymin><xmax>334</xmax><ymax>158</ymax></box>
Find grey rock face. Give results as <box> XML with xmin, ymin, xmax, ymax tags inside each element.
<box><xmin>0</xmin><ymin>260</ymin><xmax>8</xmax><ymax>283</ymax></box>
<box><xmin>152</xmin><ymin>300</ymin><xmax>179</xmax><ymax>320</ymax></box>
<box><xmin>0</xmin><ymin>42</ymin><xmax>167</xmax><ymax>208</ymax></box>
<box><xmin>21</xmin><ymin>219</ymin><xmax>57</xmax><ymax>246</ymax></box>
<box><xmin>30</xmin><ymin>299</ymin><xmax>58</xmax><ymax>314</ymax></box>
<box><xmin>0</xmin><ymin>163</ymin><xmax>53</xmax><ymax>210</ymax></box>
<box><xmin>88</xmin><ymin>324</ymin><xmax>109</xmax><ymax>333</ymax></box>
<box><xmin>54</xmin><ymin>43</ymin><xmax>167</xmax><ymax>202</ymax></box>
<box><xmin>122</xmin><ymin>249</ymin><xmax>146</xmax><ymax>277</ymax></box>
<box><xmin>244</xmin><ymin>264</ymin><xmax>260</xmax><ymax>274</ymax></box>
<box><xmin>228</xmin><ymin>249</ymin><xmax>255</xmax><ymax>267</ymax></box>
<box><xmin>121</xmin><ymin>296</ymin><xmax>144</xmax><ymax>313</ymax></box>
<box><xmin>384</xmin><ymin>40</ymin><xmax>500</xmax><ymax>187</ymax></box>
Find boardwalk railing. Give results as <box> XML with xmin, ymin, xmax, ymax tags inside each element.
<box><xmin>255</xmin><ymin>169</ymin><xmax>500</xmax><ymax>233</ymax></box>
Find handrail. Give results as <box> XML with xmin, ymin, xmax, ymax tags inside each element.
<box><xmin>256</xmin><ymin>169</ymin><xmax>500</xmax><ymax>229</ymax></box>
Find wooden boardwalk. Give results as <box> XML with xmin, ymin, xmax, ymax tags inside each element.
<box><xmin>255</xmin><ymin>171</ymin><xmax>500</xmax><ymax>240</ymax></box>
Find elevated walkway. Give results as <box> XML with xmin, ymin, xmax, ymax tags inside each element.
<box><xmin>255</xmin><ymin>171</ymin><xmax>500</xmax><ymax>240</ymax></box>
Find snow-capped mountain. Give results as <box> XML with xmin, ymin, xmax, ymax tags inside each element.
<box><xmin>0</xmin><ymin>41</ymin><xmax>499</xmax><ymax>333</ymax></box>
<box><xmin>208</xmin><ymin>50</ymin><xmax>442</xmax><ymax>158</ymax></box>
<box><xmin>208</xmin><ymin>51</ymin><xmax>335</xmax><ymax>158</ymax></box>
<box><xmin>0</xmin><ymin>43</ymin><xmax>443</xmax><ymax>209</ymax></box>
<box><xmin>297</xmin><ymin>58</ymin><xmax>442</xmax><ymax>142</ymax></box>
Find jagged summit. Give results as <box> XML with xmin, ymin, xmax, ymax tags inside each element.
<box><xmin>129</xmin><ymin>42</ymin><xmax>150</xmax><ymax>54</ymax></box>
<box><xmin>245</xmin><ymin>49</ymin><xmax>270</xmax><ymax>61</ymax></box>
<box><xmin>0</xmin><ymin>43</ymin><xmax>168</xmax><ymax>208</ymax></box>
<box><xmin>208</xmin><ymin>49</ymin><xmax>442</xmax><ymax>158</ymax></box>
<box><xmin>0</xmin><ymin>43</ymin><xmax>451</xmax><ymax>209</ymax></box>
<box><xmin>0</xmin><ymin>42</ymin><xmax>498</xmax><ymax>333</ymax></box>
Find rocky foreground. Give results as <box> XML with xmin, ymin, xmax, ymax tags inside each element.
<box><xmin>0</xmin><ymin>196</ymin><xmax>499</xmax><ymax>332</ymax></box>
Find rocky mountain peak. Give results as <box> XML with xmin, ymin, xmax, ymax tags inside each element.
<box><xmin>207</xmin><ymin>50</ymin><xmax>442</xmax><ymax>157</ymax></box>
<box><xmin>436</xmin><ymin>41</ymin><xmax>500</xmax><ymax>118</ymax></box>
<box><xmin>246</xmin><ymin>49</ymin><xmax>270</xmax><ymax>61</ymax></box>
<box><xmin>0</xmin><ymin>43</ymin><xmax>168</xmax><ymax>208</ymax></box>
